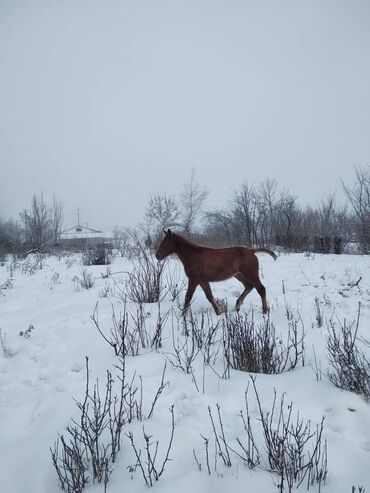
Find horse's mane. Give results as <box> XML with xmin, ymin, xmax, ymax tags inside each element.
<box><xmin>172</xmin><ymin>233</ymin><xmax>206</xmax><ymax>250</ymax></box>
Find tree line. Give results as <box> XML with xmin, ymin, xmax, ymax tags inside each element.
<box><xmin>1</xmin><ymin>166</ymin><xmax>369</xmax><ymax>257</ymax></box>
<box><xmin>0</xmin><ymin>194</ymin><xmax>63</xmax><ymax>256</ymax></box>
<box><xmin>141</xmin><ymin>166</ymin><xmax>370</xmax><ymax>254</ymax></box>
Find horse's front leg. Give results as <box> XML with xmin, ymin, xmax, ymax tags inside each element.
<box><xmin>182</xmin><ymin>279</ymin><xmax>198</xmax><ymax>315</ymax></box>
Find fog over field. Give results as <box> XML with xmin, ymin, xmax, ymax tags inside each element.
<box><xmin>1</xmin><ymin>1</ymin><xmax>370</xmax><ymax>229</ymax></box>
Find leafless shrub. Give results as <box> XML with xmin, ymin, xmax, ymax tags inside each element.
<box><xmin>188</xmin><ymin>310</ymin><xmax>222</xmax><ymax>366</ymax></box>
<box><xmin>51</xmin><ymin>434</ymin><xmax>88</xmax><ymax>493</ymax></box>
<box><xmin>92</xmin><ymin>300</ymin><xmax>149</xmax><ymax>358</ymax></box>
<box><xmin>92</xmin><ymin>298</ymin><xmax>170</xmax><ymax>359</ymax></box>
<box><xmin>166</xmin><ymin>313</ymin><xmax>201</xmax><ymax>377</ymax></box>
<box><xmin>201</xmin><ymin>402</ymin><xmax>261</xmax><ymax>473</ymax></box>
<box><xmin>126</xmin><ymin>234</ymin><xmax>167</xmax><ymax>303</ymax></box>
<box><xmin>51</xmin><ymin>299</ymin><xmax>173</xmax><ymax>488</ymax></box>
<box><xmin>91</xmin><ymin>303</ymin><xmax>169</xmax><ymax>420</ymax></box>
<box><xmin>197</xmin><ymin>379</ymin><xmax>328</xmax><ymax>493</ymax></box>
<box><xmin>74</xmin><ymin>269</ymin><xmax>94</xmax><ymax>290</ymax></box>
<box><xmin>19</xmin><ymin>253</ymin><xmax>44</xmax><ymax>275</ymax></box>
<box><xmin>151</xmin><ymin>302</ymin><xmax>171</xmax><ymax>351</ymax></box>
<box><xmin>314</xmin><ymin>297</ymin><xmax>323</xmax><ymax>328</ymax></box>
<box><xmin>51</xmin><ymin>350</ymin><xmax>169</xmax><ymax>492</ymax></box>
<box><xmin>352</xmin><ymin>487</ymin><xmax>366</xmax><ymax>493</ymax></box>
<box><xmin>50</xmin><ymin>271</ymin><xmax>61</xmax><ymax>286</ymax></box>
<box><xmin>284</xmin><ymin>297</ymin><xmax>294</xmax><ymax>321</ymax></box>
<box><xmin>231</xmin><ymin>394</ymin><xmax>261</xmax><ymax>470</ymax></box>
<box><xmin>249</xmin><ymin>378</ymin><xmax>327</xmax><ymax>492</ymax></box>
<box><xmin>126</xmin><ymin>405</ymin><xmax>175</xmax><ymax>487</ymax></box>
<box><xmin>123</xmin><ymin>363</ymin><xmax>169</xmax><ymax>424</ymax></box>
<box><xmin>99</xmin><ymin>280</ymin><xmax>114</xmax><ymax>298</ymax></box>
<box><xmin>51</xmin><ymin>358</ymin><xmax>119</xmax><ymax>491</ymax></box>
<box><xmin>310</xmin><ymin>345</ymin><xmax>322</xmax><ymax>382</ymax></box>
<box><xmin>207</xmin><ymin>404</ymin><xmax>233</xmax><ymax>468</ymax></box>
<box><xmin>165</xmin><ymin>263</ymin><xmax>187</xmax><ymax>301</ymax></box>
<box><xmin>64</xmin><ymin>255</ymin><xmax>76</xmax><ymax>268</ymax></box>
<box><xmin>327</xmin><ymin>303</ymin><xmax>370</xmax><ymax>401</ymax></box>
<box><xmin>129</xmin><ymin>301</ymin><xmax>150</xmax><ymax>351</ymax></box>
<box><xmin>92</xmin><ymin>301</ymin><xmax>128</xmax><ymax>357</ymax></box>
<box><xmin>222</xmin><ymin>312</ymin><xmax>305</xmax><ymax>375</ymax></box>
<box><xmin>147</xmin><ymin>363</ymin><xmax>169</xmax><ymax>420</ymax></box>
<box><xmin>72</xmin><ymin>373</ymin><xmax>115</xmax><ymax>484</ymax></box>
<box><xmin>0</xmin><ymin>329</ymin><xmax>12</xmax><ymax>358</ymax></box>
<box><xmin>127</xmin><ymin>258</ymin><xmax>166</xmax><ymax>303</ymax></box>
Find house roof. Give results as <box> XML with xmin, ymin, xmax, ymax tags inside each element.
<box><xmin>60</xmin><ymin>225</ymin><xmax>105</xmax><ymax>240</ymax></box>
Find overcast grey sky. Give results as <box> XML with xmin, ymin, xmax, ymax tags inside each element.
<box><xmin>1</xmin><ymin>0</ymin><xmax>369</xmax><ymax>230</ymax></box>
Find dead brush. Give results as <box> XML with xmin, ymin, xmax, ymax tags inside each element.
<box><xmin>74</xmin><ymin>269</ymin><xmax>94</xmax><ymax>290</ymax></box>
<box><xmin>222</xmin><ymin>312</ymin><xmax>305</xmax><ymax>375</ymax></box>
<box><xmin>123</xmin><ymin>232</ymin><xmax>167</xmax><ymax>304</ymax></box>
<box><xmin>327</xmin><ymin>303</ymin><xmax>370</xmax><ymax>401</ymax></box>
<box><xmin>51</xmin><ymin>352</ymin><xmax>170</xmax><ymax>492</ymax></box>
<box><xmin>126</xmin><ymin>405</ymin><xmax>175</xmax><ymax>487</ymax></box>
<box><xmin>196</xmin><ymin>378</ymin><xmax>328</xmax><ymax>493</ymax></box>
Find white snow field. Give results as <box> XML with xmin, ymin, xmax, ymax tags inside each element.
<box><xmin>1</xmin><ymin>250</ymin><xmax>370</xmax><ymax>493</ymax></box>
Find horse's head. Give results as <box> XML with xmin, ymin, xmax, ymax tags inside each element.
<box><xmin>155</xmin><ymin>229</ymin><xmax>175</xmax><ymax>260</ymax></box>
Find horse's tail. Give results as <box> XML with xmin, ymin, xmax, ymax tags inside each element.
<box><xmin>253</xmin><ymin>248</ymin><xmax>277</xmax><ymax>261</ymax></box>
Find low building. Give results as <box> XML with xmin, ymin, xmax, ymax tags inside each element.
<box><xmin>60</xmin><ymin>225</ymin><xmax>106</xmax><ymax>248</ymax></box>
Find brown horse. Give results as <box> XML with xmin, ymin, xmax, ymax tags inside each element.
<box><xmin>155</xmin><ymin>229</ymin><xmax>277</xmax><ymax>315</ymax></box>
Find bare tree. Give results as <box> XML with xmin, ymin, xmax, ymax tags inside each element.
<box><xmin>317</xmin><ymin>193</ymin><xmax>349</xmax><ymax>241</ymax></box>
<box><xmin>343</xmin><ymin>166</ymin><xmax>370</xmax><ymax>252</ymax></box>
<box><xmin>180</xmin><ymin>169</ymin><xmax>208</xmax><ymax>237</ymax></box>
<box><xmin>258</xmin><ymin>178</ymin><xmax>279</xmax><ymax>244</ymax></box>
<box><xmin>145</xmin><ymin>193</ymin><xmax>180</xmax><ymax>241</ymax></box>
<box><xmin>51</xmin><ymin>194</ymin><xmax>64</xmax><ymax>246</ymax></box>
<box><xmin>20</xmin><ymin>194</ymin><xmax>52</xmax><ymax>250</ymax></box>
<box><xmin>274</xmin><ymin>190</ymin><xmax>298</xmax><ymax>246</ymax></box>
<box><xmin>229</xmin><ymin>181</ymin><xmax>259</xmax><ymax>246</ymax></box>
<box><xmin>203</xmin><ymin>209</ymin><xmax>233</xmax><ymax>245</ymax></box>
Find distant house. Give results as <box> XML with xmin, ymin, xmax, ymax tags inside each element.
<box><xmin>60</xmin><ymin>225</ymin><xmax>106</xmax><ymax>248</ymax></box>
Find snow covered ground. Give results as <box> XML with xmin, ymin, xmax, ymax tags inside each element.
<box><xmin>1</xmin><ymin>249</ymin><xmax>370</xmax><ymax>493</ymax></box>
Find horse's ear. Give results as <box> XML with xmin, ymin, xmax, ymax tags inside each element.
<box><xmin>167</xmin><ymin>228</ymin><xmax>172</xmax><ymax>235</ymax></box>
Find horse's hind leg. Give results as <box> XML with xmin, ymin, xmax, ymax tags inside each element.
<box><xmin>239</xmin><ymin>270</ymin><xmax>269</xmax><ymax>314</ymax></box>
<box><xmin>234</xmin><ymin>273</ymin><xmax>254</xmax><ymax>311</ymax></box>
<box><xmin>200</xmin><ymin>281</ymin><xmax>222</xmax><ymax>315</ymax></box>
<box><xmin>255</xmin><ymin>280</ymin><xmax>268</xmax><ymax>314</ymax></box>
